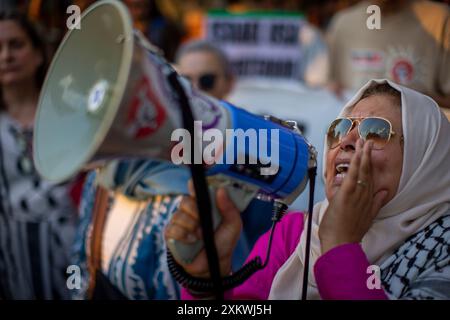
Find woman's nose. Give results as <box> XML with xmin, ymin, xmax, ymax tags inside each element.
<box><xmin>340</xmin><ymin>126</ymin><xmax>359</xmax><ymax>151</ymax></box>
<box><xmin>0</xmin><ymin>45</ymin><xmax>12</xmax><ymax>62</ymax></box>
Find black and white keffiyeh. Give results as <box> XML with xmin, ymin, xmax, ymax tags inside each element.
<box><xmin>381</xmin><ymin>213</ymin><xmax>450</xmax><ymax>299</ymax></box>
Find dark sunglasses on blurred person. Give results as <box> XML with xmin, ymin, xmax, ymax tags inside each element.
<box><xmin>183</xmin><ymin>73</ymin><xmax>217</xmax><ymax>91</ymax></box>
<box><xmin>327</xmin><ymin>117</ymin><xmax>397</xmax><ymax>150</ymax></box>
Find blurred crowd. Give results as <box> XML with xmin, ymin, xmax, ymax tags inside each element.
<box><xmin>1</xmin><ymin>0</ymin><xmax>448</xmax><ymax>105</ymax></box>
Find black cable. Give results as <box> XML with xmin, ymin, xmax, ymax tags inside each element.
<box><xmin>262</xmin><ymin>201</ymin><xmax>288</xmax><ymax>268</ymax></box>
<box><xmin>301</xmin><ymin>166</ymin><xmax>317</xmax><ymax>300</ymax></box>
<box><xmin>167</xmin><ymin>251</ymin><xmax>263</xmax><ymax>292</ymax></box>
<box><xmin>167</xmin><ymin>71</ymin><xmax>224</xmax><ymax>300</ymax></box>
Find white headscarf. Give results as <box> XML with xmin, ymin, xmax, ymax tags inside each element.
<box><xmin>269</xmin><ymin>79</ymin><xmax>450</xmax><ymax>299</ymax></box>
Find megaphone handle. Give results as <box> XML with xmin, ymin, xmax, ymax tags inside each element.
<box><xmin>167</xmin><ymin>184</ymin><xmax>254</xmax><ymax>266</ymax></box>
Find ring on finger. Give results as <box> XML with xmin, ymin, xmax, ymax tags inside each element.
<box><xmin>357</xmin><ymin>180</ymin><xmax>368</xmax><ymax>187</ymax></box>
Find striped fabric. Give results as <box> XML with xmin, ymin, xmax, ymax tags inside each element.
<box><xmin>0</xmin><ymin>112</ymin><xmax>77</xmax><ymax>299</ymax></box>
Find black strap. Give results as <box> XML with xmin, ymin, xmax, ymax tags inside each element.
<box><xmin>301</xmin><ymin>167</ymin><xmax>317</xmax><ymax>300</ymax></box>
<box><xmin>167</xmin><ymin>72</ymin><xmax>224</xmax><ymax>300</ymax></box>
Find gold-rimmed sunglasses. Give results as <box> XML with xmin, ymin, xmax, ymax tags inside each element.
<box><xmin>326</xmin><ymin>117</ymin><xmax>396</xmax><ymax>150</ymax></box>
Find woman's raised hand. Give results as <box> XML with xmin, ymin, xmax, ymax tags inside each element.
<box><xmin>319</xmin><ymin>139</ymin><xmax>388</xmax><ymax>254</ymax></box>
<box><xmin>164</xmin><ymin>181</ymin><xmax>242</xmax><ymax>278</ymax></box>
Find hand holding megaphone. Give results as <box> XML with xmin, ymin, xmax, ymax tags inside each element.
<box><xmin>166</xmin><ymin>175</ymin><xmax>257</xmax><ymax>265</ymax></box>
<box><xmin>165</xmin><ymin>181</ymin><xmax>243</xmax><ymax>277</ymax></box>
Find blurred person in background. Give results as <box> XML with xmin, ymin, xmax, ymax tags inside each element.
<box><xmin>27</xmin><ymin>0</ymin><xmax>72</xmax><ymax>57</ymax></box>
<box><xmin>175</xmin><ymin>40</ymin><xmax>235</xmax><ymax>100</ymax></box>
<box><xmin>0</xmin><ymin>11</ymin><xmax>78</xmax><ymax>299</ymax></box>
<box><xmin>327</xmin><ymin>0</ymin><xmax>450</xmax><ymax>118</ymax></box>
<box><xmin>123</xmin><ymin>0</ymin><xmax>184</xmax><ymax>62</ymax></box>
<box><xmin>298</xmin><ymin>23</ymin><xmax>330</xmax><ymax>88</ymax></box>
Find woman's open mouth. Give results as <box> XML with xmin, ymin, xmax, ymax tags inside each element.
<box><xmin>333</xmin><ymin>161</ymin><xmax>350</xmax><ymax>185</ymax></box>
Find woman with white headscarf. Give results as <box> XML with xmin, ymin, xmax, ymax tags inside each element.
<box><xmin>165</xmin><ymin>79</ymin><xmax>450</xmax><ymax>299</ymax></box>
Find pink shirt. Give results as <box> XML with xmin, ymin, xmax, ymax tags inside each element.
<box><xmin>182</xmin><ymin>212</ymin><xmax>388</xmax><ymax>300</ymax></box>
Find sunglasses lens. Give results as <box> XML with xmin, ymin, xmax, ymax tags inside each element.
<box><xmin>359</xmin><ymin>118</ymin><xmax>391</xmax><ymax>149</ymax></box>
<box><xmin>327</xmin><ymin>118</ymin><xmax>352</xmax><ymax>148</ymax></box>
<box><xmin>199</xmin><ymin>74</ymin><xmax>216</xmax><ymax>91</ymax></box>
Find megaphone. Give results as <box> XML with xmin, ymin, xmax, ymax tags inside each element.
<box><xmin>33</xmin><ymin>0</ymin><xmax>317</xmax><ymax>265</ymax></box>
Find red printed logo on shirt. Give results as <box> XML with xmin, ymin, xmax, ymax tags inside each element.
<box><xmin>390</xmin><ymin>59</ymin><xmax>414</xmax><ymax>85</ymax></box>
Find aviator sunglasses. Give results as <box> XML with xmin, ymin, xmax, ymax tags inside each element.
<box><xmin>326</xmin><ymin>117</ymin><xmax>397</xmax><ymax>150</ymax></box>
